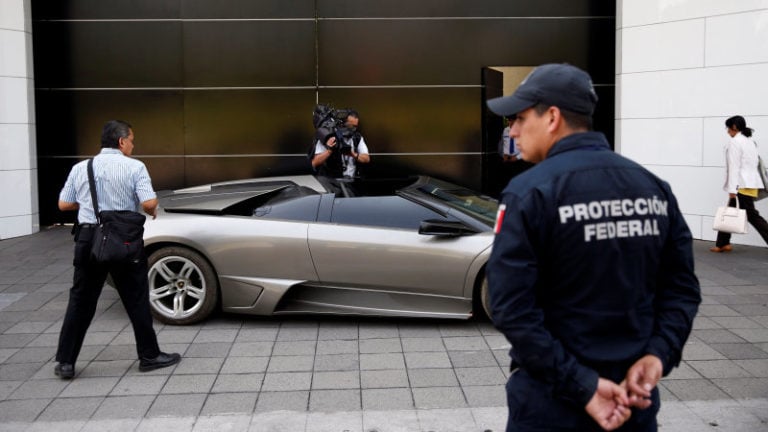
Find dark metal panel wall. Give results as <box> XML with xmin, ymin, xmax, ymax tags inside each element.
<box><xmin>32</xmin><ymin>0</ymin><xmax>615</xmax><ymax>225</ymax></box>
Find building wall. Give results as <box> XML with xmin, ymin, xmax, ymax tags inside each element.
<box><xmin>616</xmin><ymin>0</ymin><xmax>768</xmax><ymax>246</ymax></box>
<box><xmin>0</xmin><ymin>0</ymin><xmax>38</xmax><ymax>239</ymax></box>
<box><xmin>30</xmin><ymin>0</ymin><xmax>615</xmax><ymax>227</ymax></box>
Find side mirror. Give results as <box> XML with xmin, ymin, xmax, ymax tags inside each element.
<box><xmin>418</xmin><ymin>219</ymin><xmax>479</xmax><ymax>237</ymax></box>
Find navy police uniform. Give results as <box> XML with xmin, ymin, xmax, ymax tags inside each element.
<box><xmin>488</xmin><ymin>131</ymin><xmax>701</xmax><ymax>431</ymax></box>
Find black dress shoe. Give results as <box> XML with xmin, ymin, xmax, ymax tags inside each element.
<box><xmin>139</xmin><ymin>352</ymin><xmax>181</xmax><ymax>372</ymax></box>
<box><xmin>54</xmin><ymin>363</ymin><xmax>74</xmax><ymax>379</ymax></box>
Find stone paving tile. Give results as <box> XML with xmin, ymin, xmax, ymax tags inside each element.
<box><xmin>463</xmin><ymin>385</ymin><xmax>507</xmax><ymax>407</ymax></box>
<box><xmin>157</xmin><ymin>329</ymin><xmax>199</xmax><ymax>344</ymax></box>
<box><xmin>110</xmin><ymin>375</ymin><xmax>168</xmax><ymax>396</ymax></box>
<box><xmin>271</xmin><ymin>341</ymin><xmax>315</xmax><ymax>356</ymax></box>
<box><xmin>710</xmin><ymin>316</ymin><xmax>765</xmax><ymax>329</ymax></box>
<box><xmin>397</xmin><ymin>324</ymin><xmax>440</xmax><ymax>338</ymax></box>
<box><xmin>314</xmin><ymin>354</ymin><xmax>359</xmax><ymax>371</ymax></box>
<box><xmin>4</xmin><ymin>347</ymin><xmax>54</xmax><ymax>364</ymax></box>
<box><xmin>734</xmin><ymin>359</ymin><xmax>768</xmax><ymax>377</ymax></box>
<box><xmin>407</xmin><ymin>368</ymin><xmax>458</xmax><ymax>387</ymax></box>
<box><xmin>447</xmin><ymin>350</ymin><xmax>499</xmax><ymax>368</ymax></box>
<box><xmin>401</xmin><ymin>337</ymin><xmax>445</xmax><ymax>352</ymax></box>
<box><xmin>171</xmin><ymin>357</ymin><xmax>224</xmax><ymax>375</ymax></box>
<box><xmin>146</xmin><ymin>394</ymin><xmax>206</xmax><ymax>418</ymax></box>
<box><xmin>60</xmin><ymin>377</ymin><xmax>119</xmax><ymax>398</ymax></box>
<box><xmin>3</xmin><ymin>321</ymin><xmax>54</xmax><ymax>334</ymax></box>
<box><xmin>78</xmin><ymin>360</ymin><xmax>134</xmax><ymax>378</ymax></box>
<box><xmin>211</xmin><ymin>373</ymin><xmax>264</xmax><ymax>393</ymax></box>
<box><xmin>359</xmin><ymin>353</ymin><xmax>405</xmax><ymax>371</ymax></box>
<box><xmin>37</xmin><ymin>396</ymin><xmax>103</xmax><ymax>421</ymax></box>
<box><xmin>455</xmin><ymin>366</ymin><xmax>507</xmax><ymax>386</ymax></box>
<box><xmin>317</xmin><ymin>323</ymin><xmax>358</xmax><ymax>341</ymax></box>
<box><xmin>362</xmin><ymin>388</ymin><xmax>414</xmax><ymax>410</ymax></box>
<box><xmin>7</xmin><ymin>378</ymin><xmax>68</xmax><ymax>400</ymax></box>
<box><xmin>193</xmin><ymin>329</ymin><xmax>238</xmax><ymax>344</ymax></box>
<box><xmin>267</xmin><ymin>355</ymin><xmax>314</xmax><ymax>372</ymax></box>
<box><xmin>358</xmin><ymin>324</ymin><xmax>399</xmax><ymax>339</ymax></box>
<box><xmin>200</xmin><ymin>393</ymin><xmax>257</xmax><ymax>416</ymax></box>
<box><xmin>731</xmin><ymin>328</ymin><xmax>768</xmax><ymax>343</ymax></box>
<box><xmin>691</xmin><ymin>329</ymin><xmax>748</xmax><ymax>343</ymax></box>
<box><xmin>254</xmin><ymin>391</ymin><xmax>309</xmax><ymax>412</ymax></box>
<box><xmin>184</xmin><ymin>342</ymin><xmax>233</xmax><ymax>358</ymax></box>
<box><xmin>311</xmin><ymin>371</ymin><xmax>359</xmax><ymax>390</ymax></box>
<box><xmin>90</xmin><ymin>395</ymin><xmax>156</xmax><ymax>420</ymax></box>
<box><xmin>687</xmin><ymin>360</ymin><xmax>752</xmax><ymax>379</ymax></box>
<box><xmin>228</xmin><ymin>342</ymin><xmax>275</xmax><ymax>358</ymax></box>
<box><xmin>161</xmin><ymin>374</ymin><xmax>216</xmax><ymax>394</ymax></box>
<box><xmin>316</xmin><ymin>339</ymin><xmax>357</xmax><ymax>355</ymax></box>
<box><xmin>693</xmin><ymin>315</ymin><xmax>738</xmax><ymax>330</ymax></box>
<box><xmin>411</xmin><ymin>387</ymin><xmax>467</xmax><ymax>409</ymax></box>
<box><xmin>442</xmin><ymin>336</ymin><xmax>488</xmax><ymax>351</ymax></box>
<box><xmin>663</xmin><ymin>361</ymin><xmax>702</xmax><ymax>380</ymax></box>
<box><xmin>260</xmin><ymin>372</ymin><xmax>311</xmax><ymax>392</ymax></box>
<box><xmin>220</xmin><ymin>356</ymin><xmax>269</xmax><ymax>374</ymax></box>
<box><xmin>235</xmin><ymin>328</ymin><xmax>279</xmax><ymax>342</ymax></box>
<box><xmin>359</xmin><ymin>338</ymin><xmax>402</xmax><ymax>354</ymax></box>
<box><xmin>95</xmin><ymin>345</ymin><xmax>138</xmax><ymax>361</ymax></box>
<box><xmin>404</xmin><ymin>352</ymin><xmax>451</xmax><ymax>369</ymax></box>
<box><xmin>0</xmin><ymin>334</ymin><xmax>37</xmax><ymax>349</ymax></box>
<box><xmin>360</xmin><ymin>369</ymin><xmax>409</xmax><ymax>389</ymax></box>
<box><xmin>25</xmin><ymin>333</ymin><xmax>59</xmax><ymax>348</ymax></box>
<box><xmin>0</xmin><ymin>380</ymin><xmax>22</xmax><ymax>400</ymax></box>
<box><xmin>276</xmin><ymin>327</ymin><xmax>317</xmax><ymax>342</ymax></box>
<box><xmin>0</xmin><ymin>398</ymin><xmax>51</xmax><ymax>422</ymax></box>
<box><xmin>308</xmin><ymin>389</ymin><xmax>361</xmax><ymax>412</ymax></box>
<box><xmin>712</xmin><ymin>378</ymin><xmax>768</xmax><ymax>399</ymax></box>
<box><xmin>709</xmin><ymin>343</ymin><xmax>768</xmax><ymax>360</ymax></box>
<box><xmin>663</xmin><ymin>379</ymin><xmax>731</xmax><ymax>400</ymax></box>
<box><xmin>681</xmin><ymin>341</ymin><xmax>727</xmax><ymax>360</ymax></box>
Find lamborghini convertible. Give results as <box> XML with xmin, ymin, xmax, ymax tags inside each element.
<box><xmin>142</xmin><ymin>175</ymin><xmax>498</xmax><ymax>325</ymax></box>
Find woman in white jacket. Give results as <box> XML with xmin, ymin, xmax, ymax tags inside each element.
<box><xmin>711</xmin><ymin>115</ymin><xmax>768</xmax><ymax>252</ymax></box>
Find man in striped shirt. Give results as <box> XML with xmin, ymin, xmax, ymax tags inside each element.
<box><xmin>55</xmin><ymin>120</ymin><xmax>180</xmax><ymax>379</ymax></box>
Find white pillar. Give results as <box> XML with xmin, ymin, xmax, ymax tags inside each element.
<box><xmin>0</xmin><ymin>0</ymin><xmax>38</xmax><ymax>239</ymax></box>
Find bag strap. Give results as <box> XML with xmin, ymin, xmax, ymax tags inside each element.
<box><xmin>87</xmin><ymin>158</ymin><xmax>101</xmax><ymax>224</ymax></box>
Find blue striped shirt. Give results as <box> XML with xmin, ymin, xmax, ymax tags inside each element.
<box><xmin>59</xmin><ymin>148</ymin><xmax>157</xmax><ymax>224</ymax></box>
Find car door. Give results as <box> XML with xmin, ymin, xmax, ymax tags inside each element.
<box><xmin>307</xmin><ymin>196</ymin><xmax>492</xmax><ymax>297</ymax></box>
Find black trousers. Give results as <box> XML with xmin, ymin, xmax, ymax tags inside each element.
<box><xmin>715</xmin><ymin>193</ymin><xmax>768</xmax><ymax>247</ymax></box>
<box><xmin>56</xmin><ymin>226</ymin><xmax>160</xmax><ymax>364</ymax></box>
<box><xmin>505</xmin><ymin>367</ymin><xmax>659</xmax><ymax>432</ymax></box>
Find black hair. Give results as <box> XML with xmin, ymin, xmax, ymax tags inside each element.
<box><xmin>533</xmin><ymin>104</ymin><xmax>593</xmax><ymax>131</ymax></box>
<box><xmin>346</xmin><ymin>110</ymin><xmax>359</xmax><ymax>119</ymax></box>
<box><xmin>101</xmin><ymin>120</ymin><xmax>132</xmax><ymax>148</ymax></box>
<box><xmin>725</xmin><ymin>115</ymin><xmax>753</xmax><ymax>138</ymax></box>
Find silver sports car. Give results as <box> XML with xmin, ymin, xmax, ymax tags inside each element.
<box><xmin>142</xmin><ymin>175</ymin><xmax>498</xmax><ymax>325</ymax></box>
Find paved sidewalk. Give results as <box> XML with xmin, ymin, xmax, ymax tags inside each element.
<box><xmin>0</xmin><ymin>226</ymin><xmax>766</xmax><ymax>431</ymax></box>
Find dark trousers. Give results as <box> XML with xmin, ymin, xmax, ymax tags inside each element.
<box><xmin>505</xmin><ymin>368</ymin><xmax>659</xmax><ymax>432</ymax></box>
<box><xmin>715</xmin><ymin>193</ymin><xmax>768</xmax><ymax>247</ymax></box>
<box><xmin>56</xmin><ymin>226</ymin><xmax>160</xmax><ymax>364</ymax></box>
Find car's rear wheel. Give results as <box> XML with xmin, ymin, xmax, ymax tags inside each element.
<box><xmin>147</xmin><ymin>247</ymin><xmax>218</xmax><ymax>325</ymax></box>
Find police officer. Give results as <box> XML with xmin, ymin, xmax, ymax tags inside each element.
<box><xmin>55</xmin><ymin>120</ymin><xmax>180</xmax><ymax>379</ymax></box>
<box><xmin>486</xmin><ymin>64</ymin><xmax>701</xmax><ymax>431</ymax></box>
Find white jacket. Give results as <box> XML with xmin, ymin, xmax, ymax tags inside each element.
<box><xmin>723</xmin><ymin>132</ymin><xmax>765</xmax><ymax>194</ymax></box>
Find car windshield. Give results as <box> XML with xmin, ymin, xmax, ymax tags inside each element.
<box><xmin>412</xmin><ymin>178</ymin><xmax>498</xmax><ymax>226</ymax></box>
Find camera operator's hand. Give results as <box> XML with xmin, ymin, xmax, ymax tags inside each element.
<box><xmin>326</xmin><ymin>137</ymin><xmax>337</xmax><ymax>148</ymax></box>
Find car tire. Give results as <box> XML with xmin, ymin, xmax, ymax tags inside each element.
<box><xmin>147</xmin><ymin>246</ymin><xmax>218</xmax><ymax>325</ymax></box>
<box><xmin>480</xmin><ymin>277</ymin><xmax>493</xmax><ymax>321</ymax></box>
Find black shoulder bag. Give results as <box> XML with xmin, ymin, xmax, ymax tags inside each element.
<box><xmin>87</xmin><ymin>159</ymin><xmax>146</xmax><ymax>263</ymax></box>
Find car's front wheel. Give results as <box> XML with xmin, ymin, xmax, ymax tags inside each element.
<box><xmin>147</xmin><ymin>247</ymin><xmax>218</xmax><ymax>325</ymax></box>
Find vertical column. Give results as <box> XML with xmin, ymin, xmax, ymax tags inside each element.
<box><xmin>0</xmin><ymin>0</ymin><xmax>38</xmax><ymax>239</ymax></box>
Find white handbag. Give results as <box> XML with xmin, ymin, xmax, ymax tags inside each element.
<box><xmin>713</xmin><ymin>198</ymin><xmax>748</xmax><ymax>234</ymax></box>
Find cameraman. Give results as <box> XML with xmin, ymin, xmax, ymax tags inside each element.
<box><xmin>311</xmin><ymin>110</ymin><xmax>370</xmax><ymax>178</ymax></box>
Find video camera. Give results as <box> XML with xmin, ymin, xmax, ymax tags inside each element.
<box><xmin>313</xmin><ymin>104</ymin><xmax>357</xmax><ymax>155</ymax></box>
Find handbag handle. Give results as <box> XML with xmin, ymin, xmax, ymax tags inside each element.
<box><xmin>728</xmin><ymin>196</ymin><xmax>740</xmax><ymax>210</ymax></box>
